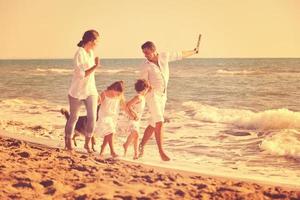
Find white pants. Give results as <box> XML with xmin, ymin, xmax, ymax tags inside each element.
<box><xmin>146</xmin><ymin>91</ymin><xmax>167</xmax><ymax>127</ymax></box>
<box><xmin>65</xmin><ymin>95</ymin><xmax>98</xmax><ymax>138</ymax></box>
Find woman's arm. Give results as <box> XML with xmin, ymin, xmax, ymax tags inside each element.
<box><xmin>85</xmin><ymin>57</ymin><xmax>99</xmax><ymax>77</ymax></box>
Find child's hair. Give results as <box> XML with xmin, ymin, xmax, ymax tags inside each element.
<box><xmin>107</xmin><ymin>81</ymin><xmax>124</xmax><ymax>92</ymax></box>
<box><xmin>135</xmin><ymin>79</ymin><xmax>149</xmax><ymax>93</ymax></box>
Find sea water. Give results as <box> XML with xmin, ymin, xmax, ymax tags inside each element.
<box><xmin>1</xmin><ymin>58</ymin><xmax>300</xmax><ymax>187</ymax></box>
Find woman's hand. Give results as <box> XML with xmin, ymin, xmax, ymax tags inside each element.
<box><xmin>95</xmin><ymin>57</ymin><xmax>100</xmax><ymax>66</ymax></box>
<box><xmin>84</xmin><ymin>57</ymin><xmax>100</xmax><ymax>77</ymax></box>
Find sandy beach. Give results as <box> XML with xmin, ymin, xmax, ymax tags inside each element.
<box><xmin>0</xmin><ymin>133</ymin><xmax>299</xmax><ymax>200</ymax></box>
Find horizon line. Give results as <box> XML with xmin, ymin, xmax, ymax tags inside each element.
<box><xmin>1</xmin><ymin>57</ymin><xmax>300</xmax><ymax>60</ymax></box>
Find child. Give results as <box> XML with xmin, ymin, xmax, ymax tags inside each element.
<box><xmin>95</xmin><ymin>81</ymin><xmax>135</xmax><ymax>158</ymax></box>
<box><xmin>123</xmin><ymin>79</ymin><xmax>150</xmax><ymax>159</ymax></box>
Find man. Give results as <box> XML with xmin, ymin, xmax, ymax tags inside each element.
<box><xmin>139</xmin><ymin>41</ymin><xmax>199</xmax><ymax>161</ymax></box>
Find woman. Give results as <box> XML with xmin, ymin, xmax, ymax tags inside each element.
<box><xmin>65</xmin><ymin>29</ymin><xmax>100</xmax><ymax>152</ymax></box>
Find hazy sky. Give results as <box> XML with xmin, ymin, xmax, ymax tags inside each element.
<box><xmin>1</xmin><ymin>0</ymin><xmax>299</xmax><ymax>59</ymax></box>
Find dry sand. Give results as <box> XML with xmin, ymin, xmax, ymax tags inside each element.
<box><xmin>0</xmin><ymin>135</ymin><xmax>299</xmax><ymax>200</ymax></box>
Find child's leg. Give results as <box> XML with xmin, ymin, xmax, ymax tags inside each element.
<box><xmin>108</xmin><ymin>133</ymin><xmax>118</xmax><ymax>157</ymax></box>
<box><xmin>132</xmin><ymin>131</ymin><xmax>139</xmax><ymax>159</ymax></box>
<box><xmin>123</xmin><ymin>130</ymin><xmax>135</xmax><ymax>156</ymax></box>
<box><xmin>100</xmin><ymin>134</ymin><xmax>109</xmax><ymax>157</ymax></box>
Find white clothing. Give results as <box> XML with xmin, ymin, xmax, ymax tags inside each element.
<box><xmin>140</xmin><ymin>52</ymin><xmax>182</xmax><ymax>94</ymax></box>
<box><xmin>145</xmin><ymin>91</ymin><xmax>167</xmax><ymax>127</ymax></box>
<box><xmin>95</xmin><ymin>95</ymin><xmax>121</xmax><ymax>136</ymax></box>
<box><xmin>68</xmin><ymin>47</ymin><xmax>98</xmax><ymax>99</ymax></box>
<box><xmin>140</xmin><ymin>52</ymin><xmax>182</xmax><ymax>126</ymax></box>
<box><xmin>127</xmin><ymin>95</ymin><xmax>146</xmax><ymax>133</ymax></box>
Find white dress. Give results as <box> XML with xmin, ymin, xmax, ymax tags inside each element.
<box><xmin>95</xmin><ymin>95</ymin><xmax>120</xmax><ymax>136</ymax></box>
<box><xmin>128</xmin><ymin>95</ymin><xmax>145</xmax><ymax>133</ymax></box>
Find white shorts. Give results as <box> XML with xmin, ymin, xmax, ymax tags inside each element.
<box><xmin>146</xmin><ymin>91</ymin><xmax>167</xmax><ymax>127</ymax></box>
<box><xmin>127</xmin><ymin>119</ymin><xmax>141</xmax><ymax>133</ymax></box>
<box><xmin>95</xmin><ymin>117</ymin><xmax>116</xmax><ymax>137</ymax></box>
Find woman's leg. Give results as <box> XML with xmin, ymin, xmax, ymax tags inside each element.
<box><xmin>65</xmin><ymin>95</ymin><xmax>82</xmax><ymax>150</ymax></box>
<box><xmin>83</xmin><ymin>95</ymin><xmax>98</xmax><ymax>152</ymax></box>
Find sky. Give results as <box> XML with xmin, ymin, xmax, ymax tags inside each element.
<box><xmin>0</xmin><ymin>0</ymin><xmax>299</xmax><ymax>59</ymax></box>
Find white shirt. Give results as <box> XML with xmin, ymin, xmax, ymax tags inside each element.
<box><xmin>68</xmin><ymin>47</ymin><xmax>98</xmax><ymax>99</ymax></box>
<box><xmin>140</xmin><ymin>52</ymin><xmax>182</xmax><ymax>95</ymax></box>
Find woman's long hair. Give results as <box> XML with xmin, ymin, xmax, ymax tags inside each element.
<box><xmin>77</xmin><ymin>30</ymin><xmax>99</xmax><ymax>47</ymax></box>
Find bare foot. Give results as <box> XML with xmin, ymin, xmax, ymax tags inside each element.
<box><xmin>159</xmin><ymin>151</ymin><xmax>170</xmax><ymax>161</ymax></box>
<box><xmin>92</xmin><ymin>145</ymin><xmax>96</xmax><ymax>152</ymax></box>
<box><xmin>111</xmin><ymin>152</ymin><xmax>119</xmax><ymax>158</ymax></box>
<box><xmin>65</xmin><ymin>137</ymin><xmax>73</xmax><ymax>151</ymax></box>
<box><xmin>65</xmin><ymin>147</ymin><xmax>74</xmax><ymax>153</ymax></box>
<box><xmin>84</xmin><ymin>143</ymin><xmax>92</xmax><ymax>153</ymax></box>
<box><xmin>138</xmin><ymin>144</ymin><xmax>144</xmax><ymax>158</ymax></box>
<box><xmin>99</xmin><ymin>154</ymin><xmax>105</xmax><ymax>160</ymax></box>
<box><xmin>133</xmin><ymin>154</ymin><xmax>138</xmax><ymax>160</ymax></box>
<box><xmin>123</xmin><ymin>143</ymin><xmax>128</xmax><ymax>156</ymax></box>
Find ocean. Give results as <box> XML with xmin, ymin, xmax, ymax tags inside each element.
<box><xmin>1</xmin><ymin>58</ymin><xmax>300</xmax><ymax>187</ymax></box>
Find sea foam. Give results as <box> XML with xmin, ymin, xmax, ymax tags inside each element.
<box><xmin>182</xmin><ymin>101</ymin><xmax>300</xmax><ymax>130</ymax></box>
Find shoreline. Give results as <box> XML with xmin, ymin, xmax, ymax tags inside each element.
<box><xmin>1</xmin><ymin>129</ymin><xmax>300</xmax><ymax>191</ymax></box>
<box><xmin>0</xmin><ymin>130</ymin><xmax>300</xmax><ymax>199</ymax></box>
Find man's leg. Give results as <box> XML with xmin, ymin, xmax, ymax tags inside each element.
<box><xmin>138</xmin><ymin>125</ymin><xmax>155</xmax><ymax>158</ymax></box>
<box><xmin>154</xmin><ymin>121</ymin><xmax>170</xmax><ymax>161</ymax></box>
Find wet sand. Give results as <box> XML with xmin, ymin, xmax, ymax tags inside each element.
<box><xmin>0</xmin><ymin>134</ymin><xmax>299</xmax><ymax>200</ymax></box>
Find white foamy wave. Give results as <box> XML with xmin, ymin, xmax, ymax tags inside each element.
<box><xmin>100</xmin><ymin>69</ymin><xmax>127</xmax><ymax>74</ymax></box>
<box><xmin>0</xmin><ymin>98</ymin><xmax>67</xmax><ymax>139</ymax></box>
<box><xmin>102</xmin><ymin>69</ymin><xmax>124</xmax><ymax>73</ymax></box>
<box><xmin>36</xmin><ymin>68</ymin><xmax>72</xmax><ymax>74</ymax></box>
<box><xmin>260</xmin><ymin>129</ymin><xmax>300</xmax><ymax>158</ymax></box>
<box><xmin>216</xmin><ymin>69</ymin><xmax>265</xmax><ymax>75</ymax></box>
<box><xmin>182</xmin><ymin>101</ymin><xmax>300</xmax><ymax>130</ymax></box>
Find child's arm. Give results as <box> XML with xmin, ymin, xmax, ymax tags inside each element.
<box><xmin>126</xmin><ymin>96</ymin><xmax>141</xmax><ymax>120</ymax></box>
<box><xmin>98</xmin><ymin>91</ymin><xmax>106</xmax><ymax>105</ymax></box>
<box><xmin>120</xmin><ymin>95</ymin><xmax>137</xmax><ymax>120</ymax></box>
<box><xmin>120</xmin><ymin>95</ymin><xmax>136</xmax><ymax>119</ymax></box>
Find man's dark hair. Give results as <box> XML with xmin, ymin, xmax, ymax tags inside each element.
<box><xmin>141</xmin><ymin>41</ymin><xmax>156</xmax><ymax>50</ymax></box>
<box><xmin>135</xmin><ymin>79</ymin><xmax>149</xmax><ymax>93</ymax></box>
